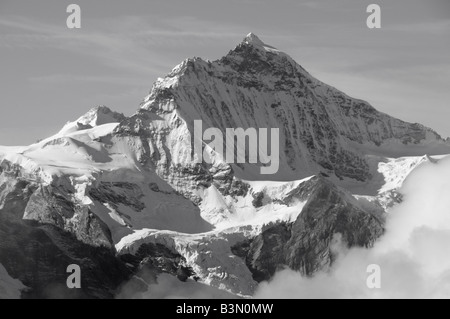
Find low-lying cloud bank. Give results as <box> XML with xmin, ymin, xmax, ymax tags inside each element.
<box><xmin>117</xmin><ymin>273</ymin><xmax>238</xmax><ymax>299</ymax></box>
<box><xmin>255</xmin><ymin>156</ymin><xmax>450</xmax><ymax>299</ymax></box>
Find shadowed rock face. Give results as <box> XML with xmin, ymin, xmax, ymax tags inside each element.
<box><xmin>118</xmin><ymin>242</ymin><xmax>197</xmax><ymax>295</ymax></box>
<box><xmin>0</xmin><ymin>176</ymin><xmax>201</xmax><ymax>298</ymax></box>
<box><xmin>23</xmin><ymin>184</ymin><xmax>114</xmax><ymax>249</ymax></box>
<box><xmin>232</xmin><ymin>176</ymin><xmax>384</xmax><ymax>282</ymax></box>
<box><xmin>0</xmin><ymin>162</ymin><xmax>203</xmax><ymax>298</ymax></box>
<box><xmin>0</xmin><ymin>173</ymin><xmax>131</xmax><ymax>298</ymax></box>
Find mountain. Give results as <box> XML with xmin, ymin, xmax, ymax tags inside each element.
<box><xmin>1</xmin><ymin>33</ymin><xmax>449</xmax><ymax>298</ymax></box>
<box><xmin>133</xmin><ymin>33</ymin><xmax>449</xmax><ymax>184</ymax></box>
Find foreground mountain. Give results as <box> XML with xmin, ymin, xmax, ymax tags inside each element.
<box><xmin>0</xmin><ymin>34</ymin><xmax>449</xmax><ymax>298</ymax></box>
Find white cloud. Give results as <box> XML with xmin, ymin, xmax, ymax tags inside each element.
<box><xmin>255</xmin><ymin>156</ymin><xmax>450</xmax><ymax>299</ymax></box>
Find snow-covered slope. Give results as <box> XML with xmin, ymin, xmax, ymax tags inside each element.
<box><xmin>0</xmin><ymin>33</ymin><xmax>449</xmax><ymax>298</ymax></box>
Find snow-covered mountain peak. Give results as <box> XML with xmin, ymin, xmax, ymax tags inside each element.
<box><xmin>243</xmin><ymin>32</ymin><xmax>266</xmax><ymax>47</ymax></box>
<box><xmin>76</xmin><ymin>105</ymin><xmax>125</xmax><ymax>127</ymax></box>
<box><xmin>132</xmin><ymin>33</ymin><xmax>450</xmax><ymax>185</ymax></box>
<box><xmin>56</xmin><ymin>105</ymin><xmax>125</xmax><ymax>136</ymax></box>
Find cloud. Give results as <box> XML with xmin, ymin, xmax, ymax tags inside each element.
<box><xmin>255</xmin><ymin>156</ymin><xmax>450</xmax><ymax>299</ymax></box>
<box><xmin>117</xmin><ymin>272</ymin><xmax>238</xmax><ymax>299</ymax></box>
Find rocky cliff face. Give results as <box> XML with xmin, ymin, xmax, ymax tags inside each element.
<box><xmin>232</xmin><ymin>176</ymin><xmax>384</xmax><ymax>282</ymax></box>
<box><xmin>0</xmin><ymin>162</ymin><xmax>130</xmax><ymax>298</ymax></box>
<box><xmin>0</xmin><ymin>34</ymin><xmax>449</xmax><ymax>298</ymax></box>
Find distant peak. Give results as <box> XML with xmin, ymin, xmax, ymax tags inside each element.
<box><xmin>240</xmin><ymin>33</ymin><xmax>280</xmax><ymax>52</ymax></box>
<box><xmin>243</xmin><ymin>33</ymin><xmax>265</xmax><ymax>47</ymax></box>
<box><xmin>76</xmin><ymin>105</ymin><xmax>125</xmax><ymax>127</ymax></box>
<box><xmin>88</xmin><ymin>105</ymin><xmax>113</xmax><ymax>114</ymax></box>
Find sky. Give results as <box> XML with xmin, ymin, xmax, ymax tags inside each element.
<box><xmin>0</xmin><ymin>0</ymin><xmax>449</xmax><ymax>145</ymax></box>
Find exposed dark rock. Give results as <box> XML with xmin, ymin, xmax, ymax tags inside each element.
<box><xmin>120</xmin><ymin>243</ymin><xmax>197</xmax><ymax>285</ymax></box>
<box><xmin>252</xmin><ymin>191</ymin><xmax>264</xmax><ymax>208</ymax></box>
<box><xmin>0</xmin><ymin>176</ymin><xmax>131</xmax><ymax>299</ymax></box>
<box><xmin>88</xmin><ymin>182</ymin><xmax>145</xmax><ymax>212</ymax></box>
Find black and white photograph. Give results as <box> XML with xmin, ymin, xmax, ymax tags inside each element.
<box><xmin>0</xmin><ymin>0</ymin><xmax>450</xmax><ymax>304</ymax></box>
